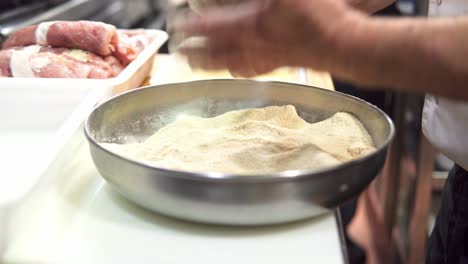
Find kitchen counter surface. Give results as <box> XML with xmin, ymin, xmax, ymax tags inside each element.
<box><xmin>1</xmin><ymin>53</ymin><xmax>344</xmax><ymax>264</ymax></box>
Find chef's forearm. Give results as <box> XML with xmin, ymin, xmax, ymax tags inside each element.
<box><xmin>347</xmin><ymin>0</ymin><xmax>396</xmax><ymax>13</ymax></box>
<box><xmin>329</xmin><ymin>16</ymin><xmax>468</xmax><ymax>100</ymax></box>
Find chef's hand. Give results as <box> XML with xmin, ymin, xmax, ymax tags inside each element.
<box><xmin>174</xmin><ymin>0</ymin><xmax>364</xmax><ymax>77</ymax></box>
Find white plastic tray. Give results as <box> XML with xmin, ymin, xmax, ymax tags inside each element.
<box><xmin>1</xmin><ymin>29</ymin><xmax>168</xmax><ymax>131</ymax></box>
<box><xmin>0</xmin><ymin>87</ymin><xmax>106</xmax><ymax>257</ymax></box>
<box><xmin>0</xmin><ymin>30</ymin><xmax>168</xmax><ymax>257</ymax></box>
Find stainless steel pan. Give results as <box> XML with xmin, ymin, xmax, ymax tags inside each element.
<box><xmin>85</xmin><ymin>79</ymin><xmax>394</xmax><ymax>225</ymax></box>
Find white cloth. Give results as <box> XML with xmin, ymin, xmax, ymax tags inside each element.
<box><xmin>422</xmin><ymin>0</ymin><xmax>468</xmax><ymax>170</ymax></box>
<box><xmin>422</xmin><ymin>96</ymin><xmax>468</xmax><ymax>170</ymax></box>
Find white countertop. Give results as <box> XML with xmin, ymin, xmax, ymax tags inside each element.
<box><xmin>0</xmin><ymin>131</ymin><xmax>54</xmax><ymax>204</ymax></box>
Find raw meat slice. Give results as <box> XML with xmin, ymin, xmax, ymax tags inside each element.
<box><xmin>0</xmin><ymin>45</ymin><xmax>124</xmax><ymax>78</ymax></box>
<box><xmin>2</xmin><ymin>21</ymin><xmax>156</xmax><ymax>66</ymax></box>
<box><xmin>113</xmin><ymin>30</ymin><xmax>157</xmax><ymax>65</ymax></box>
<box><xmin>2</xmin><ymin>21</ymin><xmax>119</xmax><ymax>57</ymax></box>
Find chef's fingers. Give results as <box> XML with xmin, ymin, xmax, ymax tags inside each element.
<box><xmin>228</xmin><ymin>53</ymin><xmax>258</xmax><ymax>78</ymax></box>
<box><xmin>178</xmin><ymin>35</ymin><xmax>240</xmax><ymax>57</ymax></box>
<box><xmin>183</xmin><ymin>46</ymin><xmax>272</xmax><ymax>78</ymax></box>
<box><xmin>185</xmin><ymin>50</ymin><xmax>243</xmax><ymax>72</ymax></box>
<box><xmin>185</xmin><ymin>53</ymin><xmax>222</xmax><ymax>70</ymax></box>
<box><xmin>173</xmin><ymin>0</ymin><xmax>267</xmax><ymax>38</ymax></box>
<box><xmin>181</xmin><ymin>44</ymin><xmax>257</xmax><ymax>76</ymax></box>
<box><xmin>181</xmin><ymin>43</ymin><xmax>236</xmax><ymax>70</ymax></box>
<box><xmin>228</xmin><ymin>43</ymin><xmax>272</xmax><ymax>77</ymax></box>
<box><xmin>177</xmin><ymin>33</ymin><xmax>243</xmax><ymax>55</ymax></box>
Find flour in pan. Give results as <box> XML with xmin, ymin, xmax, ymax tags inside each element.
<box><xmin>102</xmin><ymin>105</ymin><xmax>375</xmax><ymax>175</ymax></box>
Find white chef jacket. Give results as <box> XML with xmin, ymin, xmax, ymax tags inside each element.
<box><xmin>422</xmin><ymin>0</ymin><xmax>468</xmax><ymax>170</ymax></box>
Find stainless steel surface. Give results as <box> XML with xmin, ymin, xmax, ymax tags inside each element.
<box><xmin>0</xmin><ymin>0</ymin><xmax>160</xmax><ymax>41</ymax></box>
<box><xmin>85</xmin><ymin>79</ymin><xmax>395</xmax><ymax>225</ymax></box>
<box><xmin>0</xmin><ymin>0</ymin><xmax>107</xmax><ymax>37</ymax></box>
